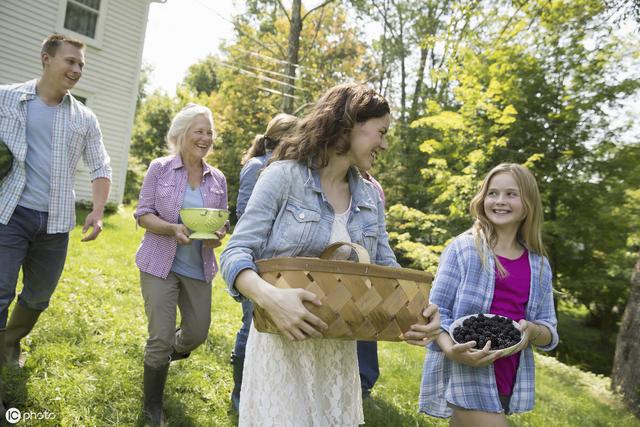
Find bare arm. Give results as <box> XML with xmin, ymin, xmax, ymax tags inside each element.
<box><xmin>509</xmin><ymin>320</ymin><xmax>552</xmax><ymax>354</ymax></box>
<box><xmin>235</xmin><ymin>269</ymin><xmax>328</xmax><ymax>341</ymax></box>
<box><xmin>528</xmin><ymin>322</ymin><xmax>552</xmax><ymax>346</ymax></box>
<box><xmin>81</xmin><ymin>177</ymin><xmax>111</xmax><ymax>242</ymax></box>
<box><xmin>138</xmin><ymin>212</ymin><xmax>190</xmax><ymax>245</ymax></box>
<box><xmin>404</xmin><ymin>303</ymin><xmax>442</xmax><ymax>346</ymax></box>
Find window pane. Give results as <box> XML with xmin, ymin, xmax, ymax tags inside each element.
<box><xmin>64</xmin><ymin>2</ymin><xmax>98</xmax><ymax>38</ymax></box>
<box><xmin>74</xmin><ymin>0</ymin><xmax>101</xmax><ymax>11</ymax></box>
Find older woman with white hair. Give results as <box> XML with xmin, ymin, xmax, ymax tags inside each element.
<box><xmin>134</xmin><ymin>103</ymin><xmax>228</xmax><ymax>426</ymax></box>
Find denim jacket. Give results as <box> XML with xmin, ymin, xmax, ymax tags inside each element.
<box><xmin>220</xmin><ymin>160</ymin><xmax>398</xmax><ymax>300</ymax></box>
<box><xmin>236</xmin><ymin>152</ymin><xmax>271</xmax><ymax>218</ymax></box>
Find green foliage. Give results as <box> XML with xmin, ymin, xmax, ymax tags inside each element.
<box><xmin>206</xmin><ymin>1</ymin><xmax>373</xmax><ymax>218</ymax></box>
<box><xmin>377</xmin><ymin>0</ymin><xmax>640</xmax><ymax>334</ymax></box>
<box><xmin>125</xmin><ymin>1</ymin><xmax>374</xmax><ymax>219</ymax></box>
<box><xmin>385</xmin><ymin>204</ymin><xmax>450</xmax><ymax>273</ymax></box>
<box><xmin>129</xmin><ymin>92</ymin><xmax>179</xmax><ymax>165</ymax></box>
<box><xmin>136</xmin><ymin>62</ymin><xmax>153</xmax><ymax>112</ymax></box>
<box><xmin>124</xmin><ymin>84</ymin><xmax>208</xmax><ymax>203</ymax></box>
<box><xmin>553</xmin><ymin>301</ymin><xmax>616</xmax><ymax>375</ymax></box>
<box><xmin>181</xmin><ymin>55</ymin><xmax>220</xmax><ymax>96</ymax></box>
<box><xmin>124</xmin><ymin>91</ymin><xmax>179</xmax><ymax>203</ymax></box>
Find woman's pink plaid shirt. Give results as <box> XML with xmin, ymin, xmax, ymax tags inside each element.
<box><xmin>134</xmin><ymin>155</ymin><xmax>228</xmax><ymax>283</ymax></box>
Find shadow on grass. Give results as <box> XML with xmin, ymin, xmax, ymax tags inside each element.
<box><xmin>551</xmin><ymin>308</ymin><xmax>616</xmax><ymax>375</ymax></box>
<box><xmin>74</xmin><ymin>205</ymin><xmax>122</xmax><ymax>230</ymax></box>
<box><xmin>128</xmin><ymin>332</ymin><xmax>237</xmax><ymax>427</ymax></box>
<box><xmin>2</xmin><ymin>365</ymin><xmax>30</xmax><ymax>415</ymax></box>
<box><xmin>363</xmin><ymin>394</ymin><xmax>433</xmax><ymax>427</ymax></box>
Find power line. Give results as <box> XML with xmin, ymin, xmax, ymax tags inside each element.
<box><xmin>219</xmin><ymin>59</ymin><xmax>299</xmax><ymax>81</ymax></box>
<box><xmin>217</xmin><ymin>61</ymin><xmax>308</xmax><ymax>92</ymax></box>
<box><xmin>236</xmin><ymin>48</ymin><xmax>306</xmax><ymax>70</ymax></box>
<box><xmin>258</xmin><ymin>86</ymin><xmax>300</xmax><ymax>99</ymax></box>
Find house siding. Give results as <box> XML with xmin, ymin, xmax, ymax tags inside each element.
<box><xmin>0</xmin><ymin>0</ymin><xmax>154</xmax><ymax>205</ymax></box>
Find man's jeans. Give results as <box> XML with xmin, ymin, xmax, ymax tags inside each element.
<box><xmin>0</xmin><ymin>206</ymin><xmax>69</xmax><ymax>328</ymax></box>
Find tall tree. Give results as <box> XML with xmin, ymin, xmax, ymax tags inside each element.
<box><xmin>350</xmin><ymin>0</ymin><xmax>482</xmax><ymax>205</ymax></box>
<box><xmin>210</xmin><ymin>1</ymin><xmax>372</xmax><ymax>217</ymax></box>
<box><xmin>239</xmin><ymin>0</ymin><xmax>337</xmax><ymax>113</ymax></box>
<box><xmin>380</xmin><ymin>0</ymin><xmax>640</xmax><ymax>336</ymax></box>
<box><xmin>612</xmin><ymin>250</ymin><xmax>640</xmax><ymax>416</ymax></box>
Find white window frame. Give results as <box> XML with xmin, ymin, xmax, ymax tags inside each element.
<box><xmin>56</xmin><ymin>0</ymin><xmax>109</xmax><ymax>48</ymax></box>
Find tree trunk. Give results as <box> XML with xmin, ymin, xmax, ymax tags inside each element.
<box><xmin>409</xmin><ymin>46</ymin><xmax>427</xmax><ymax>122</ymax></box>
<box><xmin>398</xmin><ymin>12</ymin><xmax>406</xmax><ymax>124</ymax></box>
<box><xmin>282</xmin><ymin>0</ymin><xmax>302</xmax><ymax>113</ymax></box>
<box><xmin>612</xmin><ymin>251</ymin><xmax>640</xmax><ymax>417</ymax></box>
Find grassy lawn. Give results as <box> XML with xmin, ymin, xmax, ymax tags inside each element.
<box><xmin>2</xmin><ymin>206</ymin><xmax>638</xmax><ymax>426</ymax></box>
<box><xmin>552</xmin><ymin>301</ymin><xmax>616</xmax><ymax>376</ymax></box>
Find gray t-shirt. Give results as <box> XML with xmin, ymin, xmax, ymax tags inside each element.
<box><xmin>18</xmin><ymin>96</ymin><xmax>56</xmax><ymax>212</ymax></box>
<box><xmin>171</xmin><ymin>184</ymin><xmax>205</xmax><ymax>281</ymax></box>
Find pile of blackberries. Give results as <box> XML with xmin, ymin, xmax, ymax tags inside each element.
<box><xmin>451</xmin><ymin>314</ymin><xmax>521</xmax><ymax>350</ymax></box>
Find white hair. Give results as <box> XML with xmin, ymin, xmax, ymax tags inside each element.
<box><xmin>167</xmin><ymin>103</ymin><xmax>215</xmax><ymax>154</ymax></box>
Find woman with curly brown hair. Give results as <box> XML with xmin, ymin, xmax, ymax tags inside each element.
<box><xmin>220</xmin><ymin>83</ymin><xmax>441</xmax><ymax>425</ymax></box>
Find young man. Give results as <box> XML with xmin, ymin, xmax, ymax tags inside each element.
<box><xmin>0</xmin><ymin>34</ymin><xmax>112</xmax><ymax>414</ymax></box>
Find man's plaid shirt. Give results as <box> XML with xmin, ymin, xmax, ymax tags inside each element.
<box><xmin>0</xmin><ymin>79</ymin><xmax>112</xmax><ymax>233</ymax></box>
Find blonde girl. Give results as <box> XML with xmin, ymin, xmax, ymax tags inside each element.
<box><xmin>419</xmin><ymin>163</ymin><xmax>558</xmax><ymax>427</ymax></box>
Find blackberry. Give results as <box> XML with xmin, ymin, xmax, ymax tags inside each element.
<box><xmin>451</xmin><ymin>314</ymin><xmax>522</xmax><ymax>350</ymax></box>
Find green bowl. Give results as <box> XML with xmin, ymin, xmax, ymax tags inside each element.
<box><xmin>179</xmin><ymin>208</ymin><xmax>229</xmax><ymax>240</ymax></box>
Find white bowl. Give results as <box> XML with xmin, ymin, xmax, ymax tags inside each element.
<box><xmin>449</xmin><ymin>313</ymin><xmax>524</xmax><ymax>356</ymax></box>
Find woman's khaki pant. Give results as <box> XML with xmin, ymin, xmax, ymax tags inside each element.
<box><xmin>140</xmin><ymin>271</ymin><xmax>212</xmax><ymax>368</ymax></box>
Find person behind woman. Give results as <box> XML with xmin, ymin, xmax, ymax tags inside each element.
<box><xmin>419</xmin><ymin>163</ymin><xmax>559</xmax><ymax>426</ymax></box>
<box><xmin>230</xmin><ymin>113</ymin><xmax>298</xmax><ymax>411</ymax></box>
<box><xmin>220</xmin><ymin>83</ymin><xmax>441</xmax><ymax>426</ymax></box>
<box><xmin>134</xmin><ymin>103</ymin><xmax>228</xmax><ymax>426</ymax></box>
<box><xmin>356</xmin><ymin>168</ymin><xmax>384</xmax><ymax>399</ymax></box>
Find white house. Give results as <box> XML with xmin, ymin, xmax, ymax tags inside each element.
<box><xmin>0</xmin><ymin>0</ymin><xmax>164</xmax><ymax>205</ymax></box>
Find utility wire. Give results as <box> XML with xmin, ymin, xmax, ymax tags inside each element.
<box><xmin>218</xmin><ymin>59</ymin><xmax>300</xmax><ymax>81</ymax></box>
<box><xmin>258</xmin><ymin>86</ymin><xmax>300</xmax><ymax>99</ymax></box>
<box><xmin>217</xmin><ymin>61</ymin><xmax>309</xmax><ymax>92</ymax></box>
<box><xmin>236</xmin><ymin>48</ymin><xmax>306</xmax><ymax>70</ymax></box>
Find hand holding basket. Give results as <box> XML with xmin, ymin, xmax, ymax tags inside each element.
<box><xmin>253</xmin><ymin>242</ymin><xmax>433</xmax><ymax>341</ymax></box>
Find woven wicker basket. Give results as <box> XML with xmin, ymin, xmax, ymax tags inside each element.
<box><xmin>253</xmin><ymin>242</ymin><xmax>433</xmax><ymax>341</ymax></box>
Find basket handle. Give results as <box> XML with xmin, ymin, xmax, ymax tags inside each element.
<box><xmin>319</xmin><ymin>242</ymin><xmax>371</xmax><ymax>264</ymax></box>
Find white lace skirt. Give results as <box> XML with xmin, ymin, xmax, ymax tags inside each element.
<box><xmin>238</xmin><ymin>325</ymin><xmax>364</xmax><ymax>427</ymax></box>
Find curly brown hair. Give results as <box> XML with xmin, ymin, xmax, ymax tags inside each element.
<box><xmin>272</xmin><ymin>83</ymin><xmax>390</xmax><ymax>168</ymax></box>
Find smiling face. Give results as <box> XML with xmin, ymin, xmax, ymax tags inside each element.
<box><xmin>483</xmin><ymin>172</ymin><xmax>525</xmax><ymax>231</ymax></box>
<box><xmin>180</xmin><ymin>114</ymin><xmax>214</xmax><ymax>161</ymax></box>
<box><xmin>42</xmin><ymin>42</ymin><xmax>85</xmax><ymax>92</ymax></box>
<box><xmin>346</xmin><ymin>114</ymin><xmax>390</xmax><ymax>171</ymax></box>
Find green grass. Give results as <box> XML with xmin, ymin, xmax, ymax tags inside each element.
<box><xmin>553</xmin><ymin>302</ymin><xmax>616</xmax><ymax>375</ymax></box>
<box><xmin>2</xmin><ymin>206</ymin><xmax>638</xmax><ymax>426</ymax></box>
